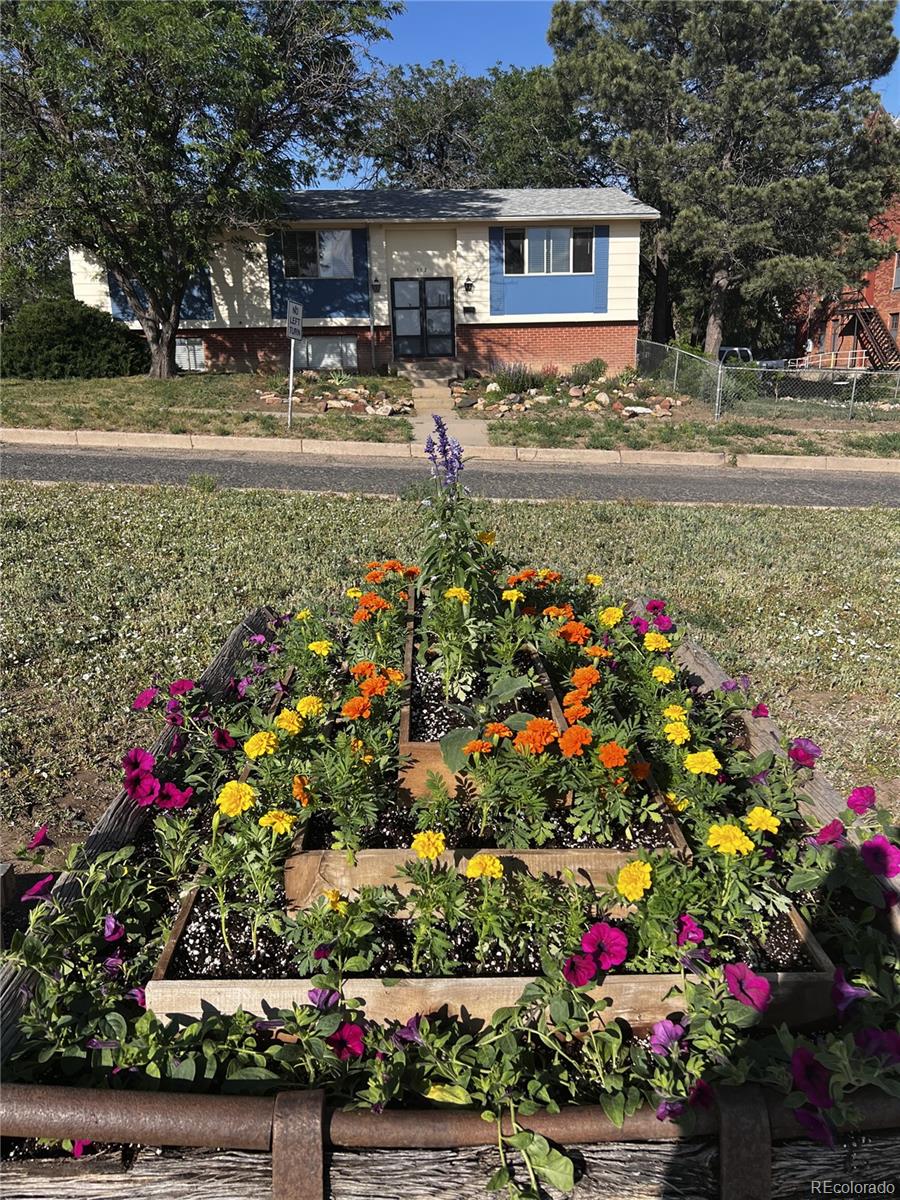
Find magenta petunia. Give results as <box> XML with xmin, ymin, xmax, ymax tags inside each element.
<box><xmin>861</xmin><ymin>835</ymin><xmax>900</xmax><ymax>878</ymax></box>
<box><xmin>653</xmin><ymin>614</ymin><xmax>674</xmax><ymax>632</ymax></box>
<box><xmin>831</xmin><ymin>968</ymin><xmax>871</xmax><ymax>1017</ymax></box>
<box><xmin>676</xmin><ymin>914</ymin><xmax>705</xmax><ymax>947</ymax></box>
<box><xmin>212</xmin><ymin>727</ymin><xmax>237</xmax><ymax>750</ymax></box>
<box><xmin>127</xmin><ymin>772</ymin><xmax>160</xmax><ymax>807</ymax></box>
<box><xmin>630</xmin><ymin>616</ymin><xmax>650</xmax><ymax>634</ymax></box>
<box><xmin>165</xmin><ymin>699</ymin><xmax>185</xmax><ymax>727</ymax></box>
<box><xmin>854</xmin><ymin>1028</ymin><xmax>900</xmax><ymax>1066</ymax></box>
<box><xmin>689</xmin><ymin>1079</ymin><xmax>714</xmax><ymax>1108</ymax></box>
<box><xmin>751</xmin><ymin>703</ymin><xmax>769</xmax><ymax>718</ymax></box>
<box><xmin>794</xmin><ymin>1107</ymin><xmax>834</xmax><ymax>1147</ymax></box>
<box><xmin>813</xmin><ymin>819</ymin><xmax>845</xmax><ymax>847</ymax></box>
<box><xmin>563</xmin><ymin>952</ymin><xmax>597</xmax><ymax>987</ymax></box>
<box><xmin>650</xmin><ymin>1019</ymin><xmax>685</xmax><ymax>1056</ymax></box>
<box><xmin>21</xmin><ymin>874</ymin><xmax>54</xmax><ymax>901</ymax></box>
<box><xmin>26</xmin><ymin>824</ymin><xmax>49</xmax><ymax>851</ymax></box>
<box><xmin>102</xmin><ymin>913</ymin><xmax>125</xmax><ymax>942</ymax></box>
<box><xmin>846</xmin><ymin>786</ymin><xmax>877</xmax><ymax>815</ymax></box>
<box><xmin>132</xmin><ymin>687</ymin><xmax>159</xmax><ymax>711</ymax></box>
<box><xmin>313</xmin><ymin>943</ymin><xmax>332</xmax><ymax>961</ymax></box>
<box><xmin>168</xmin><ymin>679</ymin><xmax>196</xmax><ymax>697</ymax></box>
<box><xmin>157</xmin><ymin>783</ymin><xmax>193</xmax><ymax>810</ymax></box>
<box><xmin>126</xmin><ymin>987</ymin><xmax>146</xmax><ymax>1007</ymax></box>
<box><xmin>788</xmin><ymin>738</ymin><xmax>822</xmax><ymax>769</ymax></box>
<box><xmin>121</xmin><ymin>746</ymin><xmax>155</xmax><ymax>776</ymax></box>
<box><xmin>791</xmin><ymin>1047</ymin><xmax>834</xmax><ymax>1109</ymax></box>
<box><xmin>655</xmin><ymin>1097</ymin><xmax>686</xmax><ymax>1122</ymax></box>
<box><xmin>723</xmin><ymin>962</ymin><xmax>771</xmax><ymax>1012</ymax></box>
<box><xmin>580</xmin><ymin>922</ymin><xmax>628</xmax><ymax>970</ymax></box>
<box><xmin>326</xmin><ymin>1022</ymin><xmax>365</xmax><ymax>1061</ymax></box>
<box><xmin>72</xmin><ymin>1139</ymin><xmax>93</xmax><ymax>1158</ymax></box>
<box><xmin>645</xmin><ymin>599</ymin><xmax>666</xmax><ymax>614</ymax></box>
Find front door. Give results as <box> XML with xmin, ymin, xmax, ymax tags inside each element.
<box><xmin>390</xmin><ymin>277</ymin><xmax>454</xmax><ymax>358</ymax></box>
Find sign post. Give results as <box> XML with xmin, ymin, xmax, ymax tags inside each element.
<box><xmin>285</xmin><ymin>301</ymin><xmax>304</xmax><ymax>430</ymax></box>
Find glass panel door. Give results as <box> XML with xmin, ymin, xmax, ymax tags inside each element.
<box><xmin>391</xmin><ymin>278</ymin><xmax>424</xmax><ymax>358</ymax></box>
<box><xmin>391</xmin><ymin>277</ymin><xmax>455</xmax><ymax>359</ymax></box>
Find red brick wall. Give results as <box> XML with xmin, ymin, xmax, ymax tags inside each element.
<box><xmin>198</xmin><ymin>321</ymin><xmax>638</xmax><ymax>374</ymax></box>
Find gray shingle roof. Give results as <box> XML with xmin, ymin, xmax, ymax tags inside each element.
<box><xmin>278</xmin><ymin>188</ymin><xmax>658</xmax><ymax>222</ymax></box>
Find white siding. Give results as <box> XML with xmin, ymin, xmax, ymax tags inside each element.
<box><xmin>69</xmin><ymin>249</ymin><xmax>112</xmax><ymax>314</ymax></box>
<box><xmin>203</xmin><ymin>236</ymin><xmax>272</xmax><ymax>329</ymax></box>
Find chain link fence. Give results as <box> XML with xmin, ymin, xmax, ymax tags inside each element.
<box><xmin>636</xmin><ymin>340</ymin><xmax>900</xmax><ymax>423</ymax></box>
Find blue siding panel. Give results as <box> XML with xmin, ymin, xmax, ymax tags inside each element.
<box><xmin>488</xmin><ymin>225</ymin><xmax>610</xmax><ymax>317</ymax></box>
<box><xmin>267</xmin><ymin>228</ymin><xmax>370</xmax><ymax>320</ymax></box>
<box><xmin>107</xmin><ymin>269</ymin><xmax>213</xmax><ymax>322</ymax></box>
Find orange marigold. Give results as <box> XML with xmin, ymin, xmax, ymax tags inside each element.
<box><xmin>484</xmin><ymin>722</ymin><xmax>513</xmax><ymax>738</ymax></box>
<box><xmin>538</xmin><ymin>569</ymin><xmax>562</xmax><ymax>583</ymax></box>
<box><xmin>403</xmin><ymin>565</ymin><xmax>421</xmax><ymax>579</ymax></box>
<box><xmin>365</xmin><ymin>560</ymin><xmax>382</xmax><ymax>569</ymax></box>
<box><xmin>558</xmin><ymin>724</ymin><xmax>593</xmax><ymax>758</ymax></box>
<box><xmin>563</xmin><ymin>687</ymin><xmax>590</xmax><ymax>708</ymax></box>
<box><xmin>630</xmin><ymin>760</ymin><xmax>651</xmax><ymax>781</ymax></box>
<box><xmin>584</xmin><ymin>645</ymin><xmax>613</xmax><ymax>659</ymax></box>
<box><xmin>385</xmin><ymin>668</ymin><xmax>405</xmax><ymax>685</ymax></box>
<box><xmin>507</xmin><ymin>569</ymin><xmax>537</xmax><ymax>586</ymax></box>
<box><xmin>365</xmin><ymin>569</ymin><xmax>386</xmax><ymax>583</ymax></box>
<box><xmin>513</xmin><ymin>717</ymin><xmax>559</xmax><ymax>756</ymax></box>
<box><xmin>342</xmin><ymin>695</ymin><xmax>372</xmax><ymax>720</ymax></box>
<box><xmin>557</xmin><ymin>621</ymin><xmax>592</xmax><ymax>646</ymax></box>
<box><xmin>599</xmin><ymin>741</ymin><xmax>629</xmax><ymax>768</ymax></box>
<box><xmin>382</xmin><ymin>559</ymin><xmax>404</xmax><ymax>572</ymax></box>
<box><xmin>398</xmin><ymin>589</ymin><xmax>409</xmax><ymax>602</ymax></box>
<box><xmin>359</xmin><ymin>592</ymin><xmax>391</xmax><ymax>611</ymax></box>
<box><xmin>359</xmin><ymin>675</ymin><xmax>389</xmax><ymax>698</ymax></box>
<box><xmin>352</xmin><ymin>606</ymin><xmax>372</xmax><ymax>624</ymax></box>
<box><xmin>292</xmin><ymin>774</ymin><xmax>311</xmax><ymax>806</ymax></box>
<box><xmin>571</xmin><ymin>666</ymin><xmax>601</xmax><ymax>691</ymax></box>
<box><xmin>350</xmin><ymin>660</ymin><xmax>378</xmax><ymax>679</ymax></box>
<box><xmin>543</xmin><ymin>602</ymin><xmax>574</xmax><ymax>620</ymax></box>
<box><xmin>564</xmin><ymin>703</ymin><xmax>591</xmax><ymax>725</ymax></box>
<box><xmin>463</xmin><ymin>739</ymin><xmax>493</xmax><ymax>756</ymax></box>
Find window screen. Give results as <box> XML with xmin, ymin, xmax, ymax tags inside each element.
<box><xmin>572</xmin><ymin>227</ymin><xmax>593</xmax><ymax>273</ymax></box>
<box><xmin>504</xmin><ymin>230</ymin><xmax>525</xmax><ymax>274</ymax></box>
<box><xmin>319</xmin><ymin>229</ymin><xmax>353</xmax><ymax>278</ymax></box>
<box><xmin>526</xmin><ymin>228</ymin><xmax>547</xmax><ymax>274</ymax></box>
<box><xmin>283</xmin><ymin>230</ymin><xmax>353</xmax><ymax>278</ymax></box>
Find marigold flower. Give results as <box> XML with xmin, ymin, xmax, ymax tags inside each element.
<box><xmin>296</xmin><ymin>695</ymin><xmax>324</xmax><ymax>718</ymax></box>
<box><xmin>244</xmin><ymin>731</ymin><xmax>278</xmax><ymax>759</ymax></box>
<box><xmin>502</xmin><ymin>588</ymin><xmax>524</xmax><ymax>604</ymax></box>
<box><xmin>617</xmin><ymin>860</ymin><xmax>652</xmax><ymax>902</ymax></box>
<box><xmin>585</xmin><ymin>573</ymin><xmax>604</xmax><ymax>587</ymax></box>
<box><xmin>630</xmin><ymin>760</ymin><xmax>651</xmax><ymax>781</ymax></box>
<box><xmin>744</xmin><ymin>806</ymin><xmax>781</xmax><ymax>835</ymax></box>
<box><xmin>684</xmin><ymin>749</ymin><xmax>721</xmax><ymax>775</ymax></box>
<box><xmin>664</xmin><ymin>721</ymin><xmax>691</xmax><ymax>746</ymax></box>
<box><xmin>465</xmin><ymin>853</ymin><xmax>504</xmax><ymax>879</ymax></box>
<box><xmin>216</xmin><ymin>780</ymin><xmax>256</xmax><ymax>817</ymax></box>
<box><xmin>707</xmin><ymin>823</ymin><xmax>754</xmax><ymax>856</ymax></box>
<box><xmin>484</xmin><ymin>722</ymin><xmax>512</xmax><ymax>739</ymax></box>
<box><xmin>342</xmin><ymin>695</ymin><xmax>372</xmax><ymax>720</ymax></box>
<box><xmin>557</xmin><ymin>620</ymin><xmax>592</xmax><ymax>645</ymax></box>
<box><xmin>411</xmin><ymin>830</ymin><xmax>446</xmax><ymax>861</ymax></box>
<box><xmin>543</xmin><ymin>603</ymin><xmax>574</xmax><ymax>620</ymax></box>
<box><xmin>385</xmin><ymin>667</ymin><xmax>405</xmax><ymax>685</ymax></box>
<box><xmin>292</xmin><ymin>775</ymin><xmax>311</xmax><ymax>806</ymax></box>
<box><xmin>403</xmin><ymin>565</ymin><xmax>421</xmax><ymax>579</ymax></box>
<box><xmin>584</xmin><ymin>644</ymin><xmax>612</xmax><ymax>659</ymax></box>
<box><xmin>307</xmin><ymin>640</ymin><xmax>333</xmax><ymax>658</ymax></box>
<box><xmin>665</xmin><ymin>791</ymin><xmax>689</xmax><ymax>813</ymax></box>
<box><xmin>599</xmin><ymin>741</ymin><xmax>628</xmax><ymax>768</ymax></box>
<box><xmin>352</xmin><ymin>606</ymin><xmax>372</xmax><ymax>624</ymax></box>
<box><xmin>477</xmin><ymin>531</ymin><xmax>496</xmax><ymax>545</ymax></box>
<box><xmin>564</xmin><ymin>703</ymin><xmax>591</xmax><ymax>725</ymax></box>
<box><xmin>346</xmin><ymin>587</ymin><xmax>362</xmax><ymax>599</ymax></box>
<box><xmin>599</xmin><ymin>606</ymin><xmax>624</xmax><ymax>628</ymax></box>
<box><xmin>359</xmin><ymin>674</ymin><xmax>389</xmax><ymax>698</ymax></box>
<box><xmin>383</xmin><ymin>559</ymin><xmax>404</xmax><ymax>572</ymax></box>
<box><xmin>275</xmin><ymin>709</ymin><xmax>303</xmax><ymax>735</ymax></box>
<box><xmin>644</xmin><ymin>632</ymin><xmax>672</xmax><ymax>652</ymax></box>
<box><xmin>537</xmin><ymin>568</ymin><xmax>561</xmax><ymax>582</ymax></box>
<box><xmin>558</xmin><ymin>725</ymin><xmax>593</xmax><ymax>758</ymax></box>
<box><xmin>571</xmin><ymin>666</ymin><xmax>601</xmax><ymax>691</ymax></box>
<box><xmin>652</xmin><ymin>665</ymin><xmax>675</xmax><ymax>684</ymax></box>
<box><xmin>663</xmin><ymin>704</ymin><xmax>687</xmax><ymax>720</ymax></box>
<box><xmin>463</xmin><ymin>739</ymin><xmax>493</xmax><ymax>756</ymax></box>
<box><xmin>508</xmin><ymin>569</ymin><xmax>536</xmax><ymax>586</ymax></box>
<box><xmin>359</xmin><ymin>592</ymin><xmax>391</xmax><ymax>612</ymax></box>
<box><xmin>513</xmin><ymin>717</ymin><xmax>559</xmax><ymax>755</ymax></box>
<box><xmin>324</xmin><ymin>888</ymin><xmax>348</xmax><ymax>915</ymax></box>
<box><xmin>563</xmin><ymin>687</ymin><xmax>590</xmax><ymax>707</ymax></box>
<box><xmin>365</xmin><ymin>569</ymin><xmax>386</xmax><ymax>583</ymax></box>
<box><xmin>444</xmin><ymin>586</ymin><xmax>471</xmax><ymax>604</ymax></box>
<box><xmin>260</xmin><ymin>809</ymin><xmax>297</xmax><ymax>836</ymax></box>
<box><xmin>295</xmin><ymin>608</ymin><xmax>311</xmax><ymax>621</ymax></box>
<box><xmin>350</xmin><ymin>661</ymin><xmax>378</xmax><ymax>679</ymax></box>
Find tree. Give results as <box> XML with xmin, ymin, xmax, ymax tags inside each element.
<box><xmin>549</xmin><ymin>0</ymin><xmax>900</xmax><ymax>353</ymax></box>
<box><xmin>351</xmin><ymin>61</ymin><xmax>597</xmax><ymax>189</ymax></box>
<box><xmin>1</xmin><ymin>0</ymin><xmax>396</xmax><ymax>377</ymax></box>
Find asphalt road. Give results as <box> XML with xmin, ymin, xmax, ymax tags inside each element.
<box><xmin>2</xmin><ymin>444</ymin><xmax>899</xmax><ymax>507</ymax></box>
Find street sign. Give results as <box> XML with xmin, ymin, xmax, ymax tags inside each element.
<box><xmin>286</xmin><ymin>300</ymin><xmax>304</xmax><ymax>341</ymax></box>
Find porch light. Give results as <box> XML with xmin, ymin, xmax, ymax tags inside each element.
<box><xmin>464</xmin><ymin>276</ymin><xmax>474</xmax><ymax>293</ymax></box>
<box><xmin>371</xmin><ymin>275</ymin><xmax>381</xmax><ymax>293</ymax></box>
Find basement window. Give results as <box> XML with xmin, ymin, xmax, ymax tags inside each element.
<box><xmin>175</xmin><ymin>338</ymin><xmax>206</xmax><ymax>372</ymax></box>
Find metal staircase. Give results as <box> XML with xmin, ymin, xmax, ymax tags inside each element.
<box><xmin>835</xmin><ymin>291</ymin><xmax>900</xmax><ymax>369</ymax></box>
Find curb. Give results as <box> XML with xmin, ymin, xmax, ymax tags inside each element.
<box><xmin>1</xmin><ymin>427</ymin><xmax>898</xmax><ymax>474</ymax></box>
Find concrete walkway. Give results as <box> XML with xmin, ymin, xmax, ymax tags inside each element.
<box><xmin>409</xmin><ymin>385</ymin><xmax>491</xmax><ymax>447</ymax></box>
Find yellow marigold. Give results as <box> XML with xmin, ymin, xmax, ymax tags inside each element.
<box><xmin>465</xmin><ymin>853</ymin><xmax>504</xmax><ymax>880</ymax></box>
<box><xmin>274</xmin><ymin>709</ymin><xmax>303</xmax><ymax>735</ymax></box>
<box><xmin>684</xmin><ymin>749</ymin><xmax>722</xmax><ymax>775</ymax></box>
<box><xmin>307</xmin><ymin>640</ymin><xmax>333</xmax><ymax>657</ymax></box>
<box><xmin>599</xmin><ymin>606</ymin><xmax>624</xmax><ymax>628</ymax></box>
<box><xmin>585</xmin><ymin>573</ymin><xmax>604</xmax><ymax>587</ymax></box>
<box><xmin>665</xmin><ymin>790</ymin><xmax>689</xmax><ymax>813</ymax></box>
<box><xmin>644</xmin><ymin>631</ymin><xmax>672</xmax><ymax>652</ymax></box>
<box><xmin>244</xmin><ymin>731</ymin><xmax>278</xmax><ymax>759</ymax></box>
<box><xmin>323</xmin><ymin>888</ymin><xmax>348</xmax><ymax>915</ymax></box>
<box><xmin>664</xmin><ymin>721</ymin><xmax>691</xmax><ymax>746</ymax></box>
<box><xmin>502</xmin><ymin>588</ymin><xmax>524</xmax><ymax>603</ymax></box>
<box><xmin>707</xmin><ymin>823</ymin><xmax>754</xmax><ymax>857</ymax></box>
<box><xmin>652</xmin><ymin>665</ymin><xmax>675</xmax><ymax>684</ymax></box>
<box><xmin>296</xmin><ymin>695</ymin><xmax>324</xmax><ymax>719</ymax></box>
<box><xmin>744</xmin><ymin>806</ymin><xmax>781</xmax><ymax>835</ymax></box>
<box><xmin>295</xmin><ymin>608</ymin><xmax>312</xmax><ymax>621</ymax></box>
<box><xmin>259</xmin><ymin>809</ymin><xmax>297</xmax><ymax>836</ymax></box>
<box><xmin>350</xmin><ymin>737</ymin><xmax>374</xmax><ymax>763</ymax></box>
<box><xmin>663</xmin><ymin>704</ymin><xmax>687</xmax><ymax>720</ymax></box>
<box><xmin>617</xmin><ymin>860</ymin><xmax>653</xmax><ymax>902</ymax></box>
<box><xmin>385</xmin><ymin>668</ymin><xmax>405</xmax><ymax>685</ymax></box>
<box><xmin>477</xmin><ymin>531</ymin><xmax>496</xmax><ymax>545</ymax></box>
<box><xmin>411</xmin><ymin>830</ymin><xmax>446</xmax><ymax>861</ymax></box>
<box><xmin>216</xmin><ymin>780</ymin><xmax>256</xmax><ymax>818</ymax></box>
<box><xmin>346</xmin><ymin>587</ymin><xmax>362</xmax><ymax>598</ymax></box>
<box><xmin>444</xmin><ymin>586</ymin><xmax>471</xmax><ymax>604</ymax></box>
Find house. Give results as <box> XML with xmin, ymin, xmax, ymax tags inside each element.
<box><xmin>68</xmin><ymin>188</ymin><xmax>659</xmax><ymax>376</ymax></box>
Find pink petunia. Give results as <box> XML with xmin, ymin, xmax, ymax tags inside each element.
<box><xmin>723</xmin><ymin>962</ymin><xmax>771</xmax><ymax>1012</ymax></box>
<box><xmin>72</xmin><ymin>1139</ymin><xmax>93</xmax><ymax>1159</ymax></box>
<box><xmin>751</xmin><ymin>703</ymin><xmax>769</xmax><ymax>718</ymax></box>
<box><xmin>121</xmin><ymin>746</ymin><xmax>155</xmax><ymax>776</ymax></box>
<box><xmin>26</xmin><ymin>824</ymin><xmax>49</xmax><ymax>851</ymax></box>
<box><xmin>21</xmin><ymin>874</ymin><xmax>54</xmax><ymax>901</ymax></box>
<box><xmin>168</xmin><ymin>679</ymin><xmax>196</xmax><ymax>697</ymax></box>
<box><xmin>326</xmin><ymin>1022</ymin><xmax>365</xmax><ymax>1061</ymax></box>
<box><xmin>131</xmin><ymin>687</ymin><xmax>159</xmax><ymax>711</ymax></box>
<box><xmin>562</xmin><ymin>953</ymin><xmax>597</xmax><ymax>987</ymax></box>
<box><xmin>860</xmin><ymin>835</ymin><xmax>900</xmax><ymax>878</ymax></box>
<box><xmin>788</xmin><ymin>738</ymin><xmax>822</xmax><ymax>769</ymax></box>
<box><xmin>580</xmin><ymin>922</ymin><xmax>628</xmax><ymax>971</ymax></box>
<box><xmin>813</xmin><ymin>819</ymin><xmax>845</xmax><ymax>847</ymax></box>
<box><xmin>794</xmin><ymin>1107</ymin><xmax>834</xmax><ymax>1147</ymax></box>
<box><xmin>157</xmin><ymin>783</ymin><xmax>193</xmax><ymax>810</ymax></box>
<box><xmin>846</xmin><ymin>786</ymin><xmax>876</xmax><ymax>816</ymax></box>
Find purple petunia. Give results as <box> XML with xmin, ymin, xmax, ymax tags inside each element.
<box><xmin>132</xmin><ymin>687</ymin><xmax>159</xmax><ymax>711</ymax></box>
<box><xmin>861</xmin><ymin>835</ymin><xmax>900</xmax><ymax>878</ymax></box>
<box><xmin>794</xmin><ymin>1107</ymin><xmax>834</xmax><ymax>1147</ymax></box>
<box><xmin>791</xmin><ymin>1047</ymin><xmax>834</xmax><ymax>1109</ymax></box>
<box><xmin>562</xmin><ymin>953</ymin><xmax>597</xmax><ymax>987</ymax></box>
<box><xmin>253</xmin><ymin>1018</ymin><xmax>286</xmax><ymax>1032</ymax></box>
<box><xmin>650</xmin><ymin>1019</ymin><xmax>685</xmax><ymax>1057</ymax></box>
<box><xmin>676</xmin><ymin>914</ymin><xmax>705</xmax><ymax>947</ymax></box>
<box><xmin>165</xmin><ymin>699</ymin><xmax>185</xmax><ymax>727</ymax></box>
<box><xmin>168</xmin><ymin>679</ymin><xmax>196</xmax><ymax>697</ymax></box>
<box><xmin>720</xmin><ymin>679</ymin><xmax>740</xmax><ymax>692</ymax></box>
<box><xmin>21</xmin><ymin>874</ymin><xmax>54</xmax><ymax>901</ymax></box>
<box><xmin>26</xmin><ymin>824</ymin><xmax>49</xmax><ymax>851</ymax></box>
<box><xmin>248</xmin><ymin>634</ymin><xmax>267</xmax><ymax>647</ymax></box>
<box><xmin>788</xmin><ymin>738</ymin><xmax>822</xmax><ymax>769</ymax></box>
<box><xmin>846</xmin><ymin>786</ymin><xmax>877</xmax><ymax>815</ymax></box>
<box><xmin>751</xmin><ymin>703</ymin><xmax>769</xmax><ymax>718</ymax></box>
<box><xmin>580</xmin><ymin>922</ymin><xmax>628</xmax><ymax>971</ymax></box>
<box><xmin>831</xmin><ymin>968</ymin><xmax>871</xmax><ymax>1018</ymax></box>
<box><xmin>813</xmin><ymin>818</ymin><xmax>845</xmax><ymax>847</ymax></box>
<box><xmin>308</xmin><ymin>987</ymin><xmax>340</xmax><ymax>1011</ymax></box>
<box><xmin>126</xmin><ymin>987</ymin><xmax>146</xmax><ymax>1008</ymax></box>
<box><xmin>236</xmin><ymin>675</ymin><xmax>252</xmax><ymax>698</ymax></box>
<box><xmin>102</xmin><ymin>956</ymin><xmax>124</xmax><ymax>977</ymax></box>
<box><xmin>854</xmin><ymin>1027</ymin><xmax>900</xmax><ymax>1065</ymax></box>
<box><xmin>86</xmin><ymin>1037</ymin><xmax>119</xmax><ymax>1050</ymax></box>
<box><xmin>723</xmin><ymin>963</ymin><xmax>771</xmax><ymax>1012</ymax></box>
<box><xmin>157</xmin><ymin>783</ymin><xmax>194</xmax><ymax>810</ymax></box>
<box><xmin>655</xmin><ymin>1097</ymin><xmax>686</xmax><ymax>1122</ymax></box>
<box><xmin>392</xmin><ymin>1014</ymin><xmax>424</xmax><ymax>1048</ymax></box>
<box><xmin>212</xmin><ymin>727</ymin><xmax>237</xmax><ymax>750</ymax></box>
<box><xmin>102</xmin><ymin>913</ymin><xmax>125</xmax><ymax>942</ymax></box>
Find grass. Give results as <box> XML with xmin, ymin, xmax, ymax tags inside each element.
<box><xmin>0</xmin><ymin>373</ymin><xmax>413</xmax><ymax>441</ymax></box>
<box><xmin>484</xmin><ymin>413</ymin><xmax>900</xmax><ymax>457</ymax></box>
<box><xmin>2</xmin><ymin>480</ymin><xmax>898</xmax><ymax>863</ymax></box>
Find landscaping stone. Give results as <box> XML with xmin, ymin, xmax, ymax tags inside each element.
<box><xmin>623</xmin><ymin>405</ymin><xmax>655</xmax><ymax>418</ymax></box>
<box><xmin>569</xmin><ymin>386</ymin><xmax>585</xmax><ymax>397</ymax></box>
<box><xmin>485</xmin><ymin>381</ymin><xmax>500</xmax><ymax>393</ymax></box>
<box><xmin>596</xmin><ymin>392</ymin><xmax>611</xmax><ymax>407</ymax></box>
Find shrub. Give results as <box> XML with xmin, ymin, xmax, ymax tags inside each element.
<box><xmin>1</xmin><ymin>298</ymin><xmax>149</xmax><ymax>379</ymax></box>
<box><xmin>568</xmin><ymin>357</ymin><xmax>607</xmax><ymax>386</ymax></box>
<box><xmin>489</xmin><ymin>361</ymin><xmax>546</xmax><ymax>393</ymax></box>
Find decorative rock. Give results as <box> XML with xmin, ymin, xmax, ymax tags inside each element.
<box><xmin>611</xmin><ymin>400</ymin><xmax>625</xmax><ymax>413</ymax></box>
<box><xmin>623</xmin><ymin>405</ymin><xmax>655</xmax><ymax>418</ymax></box>
<box><xmin>657</xmin><ymin>398</ymin><xmax>672</xmax><ymax>412</ymax></box>
<box><xmin>569</xmin><ymin>386</ymin><xmax>585</xmax><ymax>398</ymax></box>
<box><xmin>485</xmin><ymin>382</ymin><xmax>501</xmax><ymax>393</ymax></box>
<box><xmin>568</xmin><ymin>399</ymin><xmax>583</xmax><ymax>408</ymax></box>
<box><xmin>583</xmin><ymin>401</ymin><xmax>600</xmax><ymax>412</ymax></box>
<box><xmin>505</xmin><ymin>392</ymin><xmax>521</xmax><ymax>402</ymax></box>
<box><xmin>350</xmin><ymin>401</ymin><xmax>368</xmax><ymax>414</ymax></box>
<box><xmin>596</xmin><ymin>392</ymin><xmax>611</xmax><ymax>406</ymax></box>
<box><xmin>534</xmin><ymin>395</ymin><xmax>552</xmax><ymax>403</ymax></box>
<box><xmin>373</xmin><ymin>402</ymin><xmax>395</xmax><ymax>416</ymax></box>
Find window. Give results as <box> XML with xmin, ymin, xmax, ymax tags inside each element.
<box><xmin>282</xmin><ymin>229</ymin><xmax>354</xmax><ymax>279</ymax></box>
<box><xmin>890</xmin><ymin>312</ymin><xmax>899</xmax><ymax>339</ymax></box>
<box><xmin>893</xmin><ymin>253</ymin><xmax>900</xmax><ymax>291</ymax></box>
<box><xmin>503</xmin><ymin>226</ymin><xmax>593</xmax><ymax>275</ymax></box>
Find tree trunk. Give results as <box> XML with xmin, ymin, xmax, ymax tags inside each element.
<box><xmin>651</xmin><ymin>243</ymin><xmax>671</xmax><ymax>344</ymax></box>
<box><xmin>703</xmin><ymin>268</ymin><xmax>729</xmax><ymax>357</ymax></box>
<box><xmin>147</xmin><ymin>321</ymin><xmax>178</xmax><ymax>379</ymax></box>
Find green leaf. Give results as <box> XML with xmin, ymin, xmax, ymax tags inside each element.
<box><xmin>600</xmin><ymin>1090</ymin><xmax>625</xmax><ymax>1127</ymax></box>
<box><xmin>425</xmin><ymin>1084</ymin><xmax>472</xmax><ymax>1106</ymax></box>
<box><xmin>440</xmin><ymin>727</ymin><xmax>479</xmax><ymax>774</ymax></box>
<box><xmin>487</xmin><ymin>1166</ymin><xmax>511</xmax><ymax>1191</ymax></box>
<box><xmin>534</xmin><ymin>1147</ymin><xmax>575</xmax><ymax>1193</ymax></box>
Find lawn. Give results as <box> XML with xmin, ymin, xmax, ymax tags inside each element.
<box><xmin>2</xmin><ymin>480</ymin><xmax>898</xmax><ymax>866</ymax></box>
<box><xmin>0</xmin><ymin>373</ymin><xmax>414</xmax><ymax>441</ymax></box>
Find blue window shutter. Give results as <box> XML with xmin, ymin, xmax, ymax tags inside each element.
<box><xmin>107</xmin><ymin>272</ymin><xmax>135</xmax><ymax>321</ymax></box>
<box><xmin>489</xmin><ymin>227</ymin><xmax>505</xmax><ymax>315</ymax></box>
<box><xmin>181</xmin><ymin>267</ymin><xmax>214</xmax><ymax>320</ymax></box>
<box><xmin>593</xmin><ymin>225</ymin><xmax>609</xmax><ymax>313</ymax></box>
<box><xmin>267</xmin><ymin>233</ymin><xmax>286</xmax><ymax>319</ymax></box>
